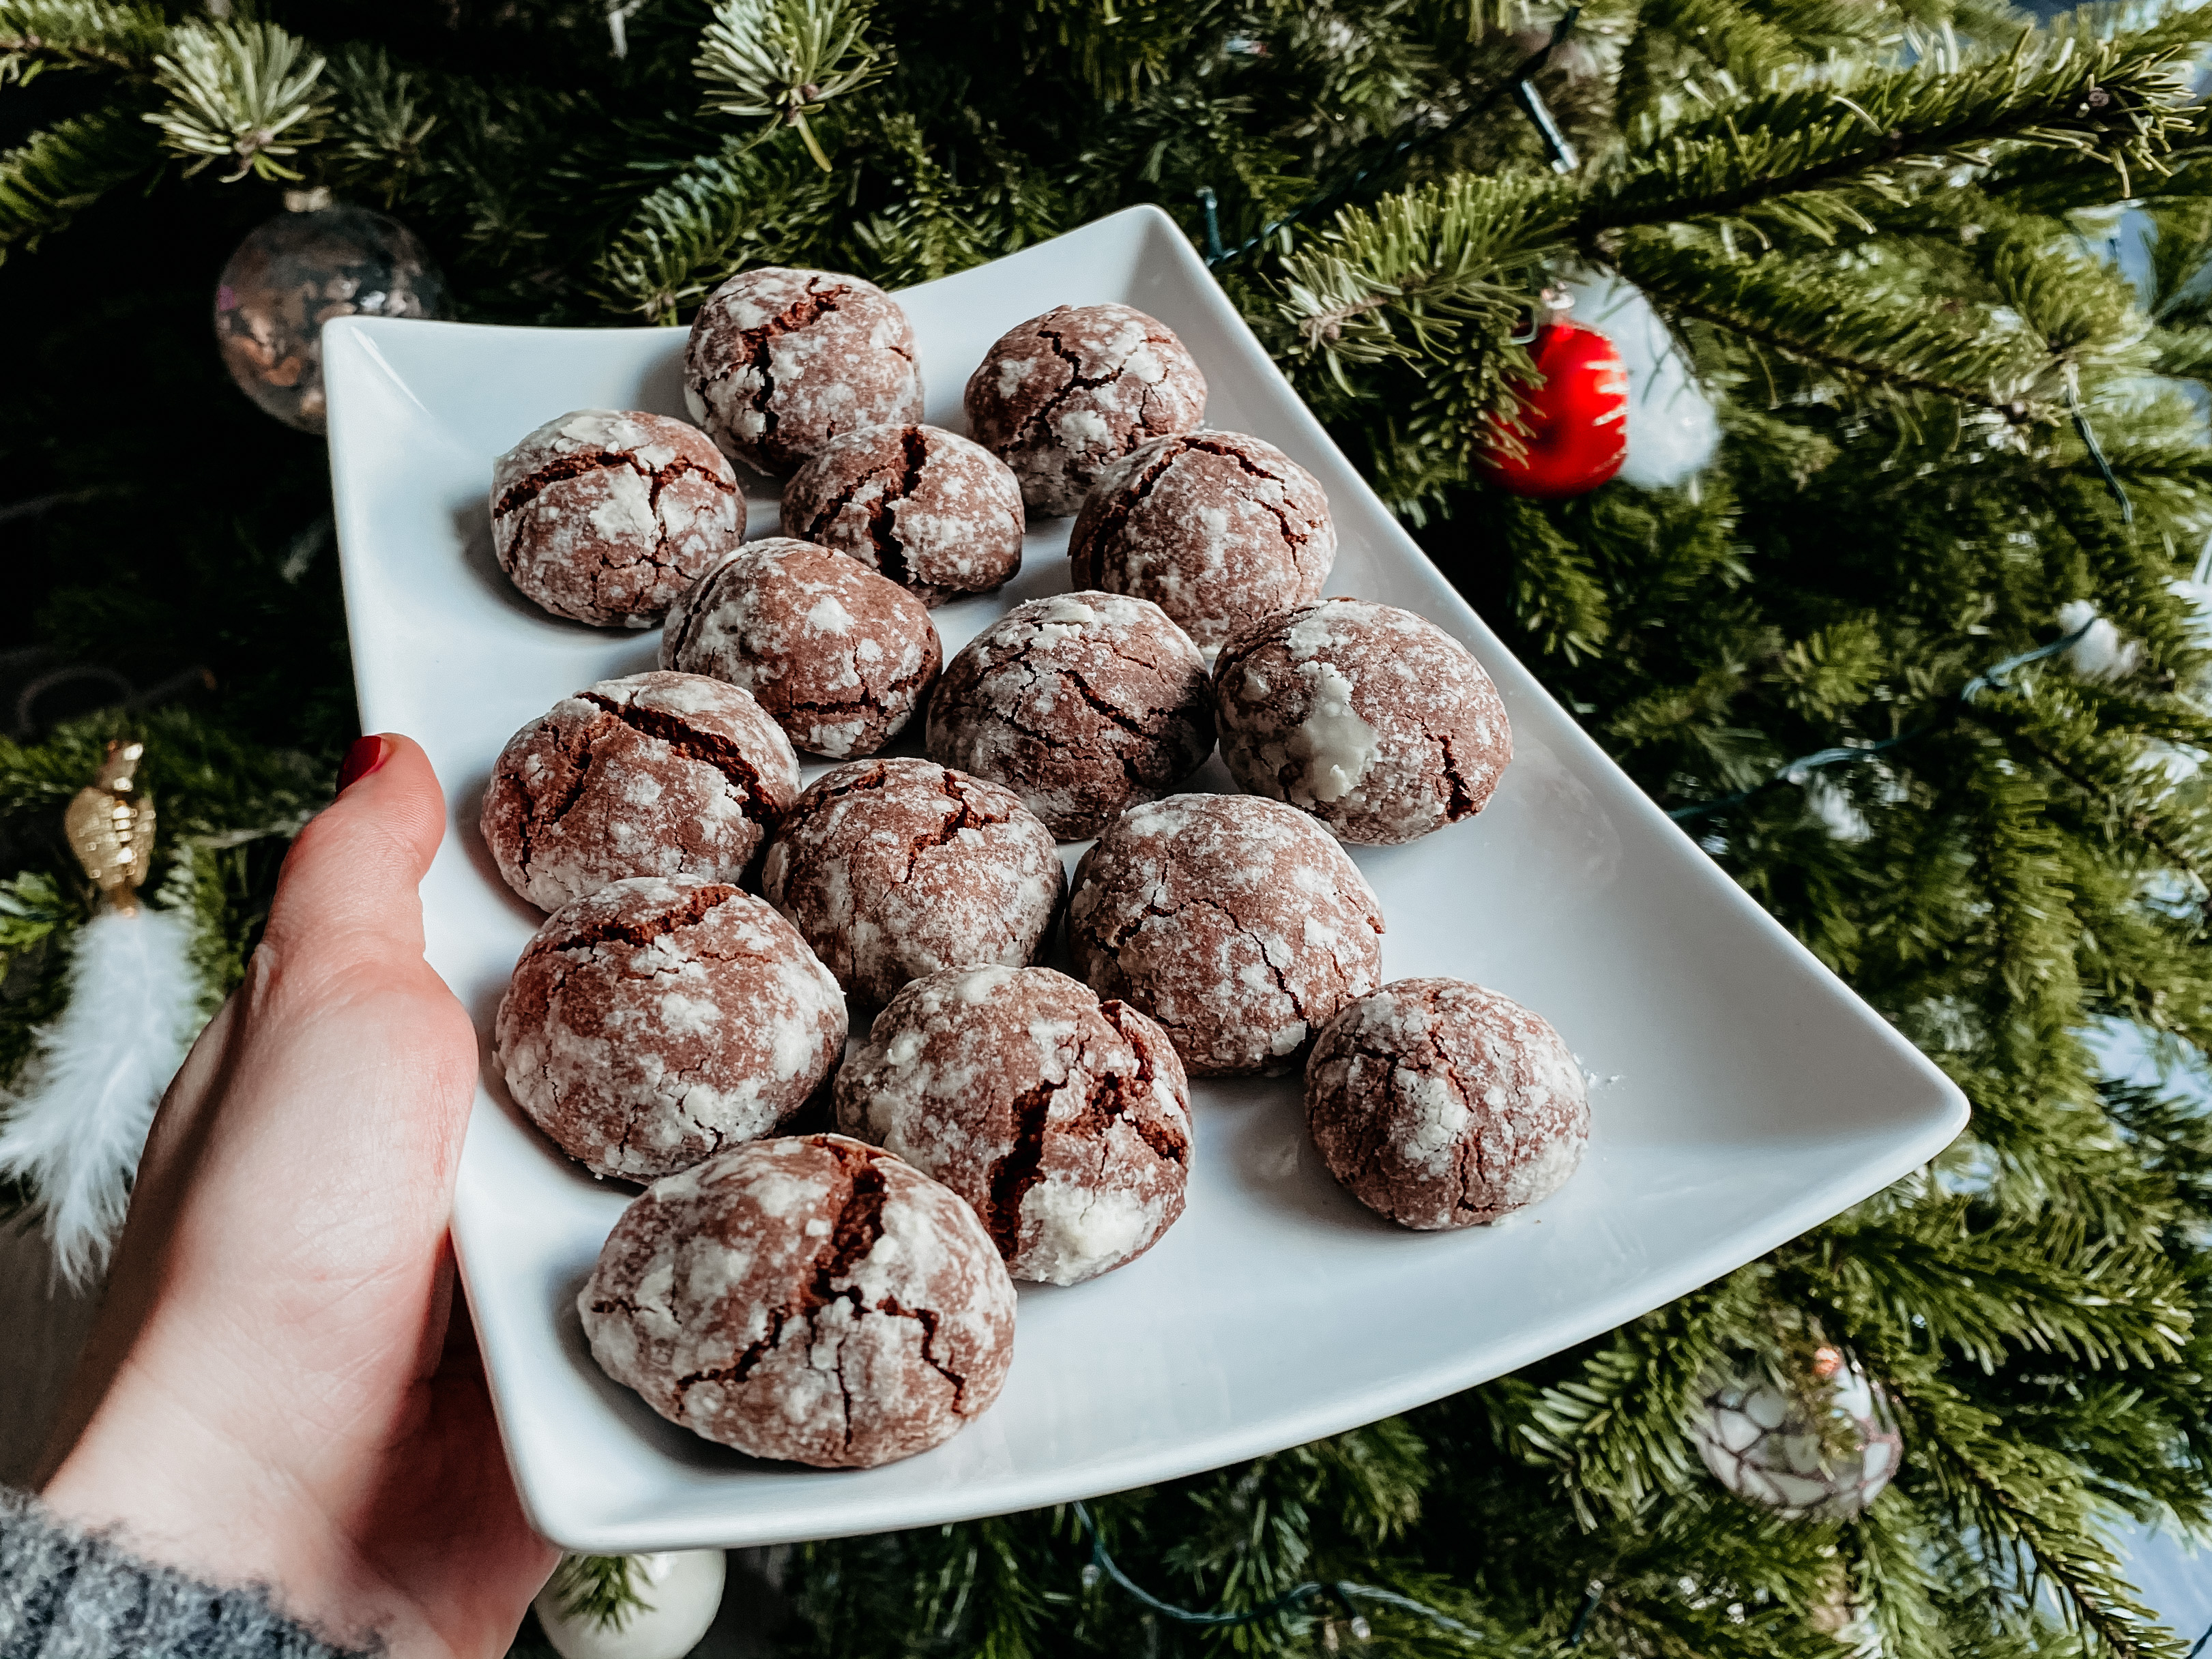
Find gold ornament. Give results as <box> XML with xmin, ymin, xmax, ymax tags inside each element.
<box><xmin>63</xmin><ymin>742</ymin><xmax>157</xmax><ymax>917</ymax></box>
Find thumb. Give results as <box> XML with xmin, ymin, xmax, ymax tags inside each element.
<box><xmin>261</xmin><ymin>734</ymin><xmax>448</xmax><ymax>973</ymax></box>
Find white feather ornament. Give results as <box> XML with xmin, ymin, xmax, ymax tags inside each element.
<box><xmin>0</xmin><ymin>742</ymin><xmax>204</xmax><ymax>1289</ymax></box>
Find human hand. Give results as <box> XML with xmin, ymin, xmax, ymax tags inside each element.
<box><xmin>36</xmin><ymin>735</ymin><xmax>557</xmax><ymax>1656</ymax></box>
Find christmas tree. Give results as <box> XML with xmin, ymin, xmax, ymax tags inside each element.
<box><xmin>8</xmin><ymin>0</ymin><xmax>2212</xmax><ymax>1653</ymax></box>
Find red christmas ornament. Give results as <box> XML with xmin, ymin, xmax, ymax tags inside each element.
<box><xmin>1476</xmin><ymin>320</ymin><xmax>1629</xmax><ymax>499</ymax></box>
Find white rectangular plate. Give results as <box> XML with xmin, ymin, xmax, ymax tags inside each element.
<box><xmin>323</xmin><ymin>205</ymin><xmax>1967</xmax><ymax>1553</ymax></box>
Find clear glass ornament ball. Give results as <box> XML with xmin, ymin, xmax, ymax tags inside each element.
<box><xmin>213</xmin><ymin>196</ymin><xmax>448</xmax><ymax>433</ymax></box>
<box><xmin>1691</xmin><ymin>1347</ymin><xmax>1903</xmax><ymax>1523</ymax></box>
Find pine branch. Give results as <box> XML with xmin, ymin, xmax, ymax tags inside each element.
<box><xmin>1275</xmin><ymin>172</ymin><xmax>1573</xmax><ymax>369</ymax></box>
<box><xmin>2151</xmin><ymin>324</ymin><xmax>2212</xmax><ymax>384</ymax></box>
<box><xmin>544</xmin><ymin>1554</ymin><xmax>652</xmax><ymax>1632</ymax></box>
<box><xmin>1977</xmin><ymin>707</ymin><xmax>2212</xmax><ymax>898</ymax></box>
<box><xmin>0</xmin><ymin>0</ymin><xmax>164</xmax><ymax>79</ymax></box>
<box><xmin>1582</xmin><ymin>33</ymin><xmax>2202</xmax><ymax>241</ymax></box>
<box><xmin>1502</xmin><ymin>495</ymin><xmax>1613</xmax><ymax>660</ymax></box>
<box><xmin>323</xmin><ymin>44</ymin><xmax>438</xmax><ymax>204</ymax></box>
<box><xmin>694</xmin><ymin>0</ymin><xmax>886</xmax><ymax>171</ymax></box>
<box><xmin>0</xmin><ymin>104</ymin><xmax>156</xmax><ymax>259</ymax></box>
<box><xmin>1491</xmin><ymin>1273</ymin><xmax>1781</xmax><ymax>1523</ymax></box>
<box><xmin>1607</xmin><ymin>233</ymin><xmax>2054</xmax><ymax>418</ymax></box>
<box><xmin>1036</xmin><ymin>0</ymin><xmax>1224</xmax><ymax>98</ymax></box>
<box><xmin>592</xmin><ymin>138</ymin><xmax>842</xmax><ymax>321</ymax></box>
<box><xmin>847</xmin><ymin>112</ymin><xmax>1060</xmax><ymax>288</ymax></box>
<box><xmin>1871</xmin><ymin>1360</ymin><xmax>2187</xmax><ymax>1659</ymax></box>
<box><xmin>143</xmin><ymin>20</ymin><xmax>331</xmax><ymax>183</ymax></box>
<box><xmin>1617</xmin><ymin>0</ymin><xmax>1880</xmax><ymax>129</ymax></box>
<box><xmin>1795</xmin><ymin>1203</ymin><xmax>2194</xmax><ymax>1374</ymax></box>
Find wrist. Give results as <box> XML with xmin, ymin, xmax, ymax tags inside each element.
<box><xmin>41</xmin><ymin>1330</ymin><xmax>388</xmax><ymax>1650</ymax></box>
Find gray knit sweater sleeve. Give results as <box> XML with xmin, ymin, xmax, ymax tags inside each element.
<box><xmin>0</xmin><ymin>1488</ymin><xmax>375</xmax><ymax>1659</ymax></box>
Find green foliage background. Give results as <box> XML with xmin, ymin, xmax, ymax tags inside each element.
<box><xmin>9</xmin><ymin>0</ymin><xmax>2212</xmax><ymax>1653</ymax></box>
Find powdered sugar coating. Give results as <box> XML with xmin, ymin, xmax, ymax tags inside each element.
<box><xmin>963</xmin><ymin>304</ymin><xmax>1207</xmax><ymax>516</ymax></box>
<box><xmin>579</xmin><ymin>1133</ymin><xmax>1015</xmax><ymax>1467</ymax></box>
<box><xmin>480</xmin><ymin>671</ymin><xmax>800</xmax><ymax>911</ymax></box>
<box><xmin>762</xmin><ymin>759</ymin><xmax>1066</xmax><ymax>1007</ymax></box>
<box><xmin>682</xmin><ymin>267</ymin><xmax>924</xmax><ymax>474</ymax></box>
<box><xmin>1068</xmin><ymin>431</ymin><xmax>1335</xmax><ymax>648</ymax></box>
<box><xmin>495</xmin><ymin>876</ymin><xmax>847</xmax><ymax>1181</ymax></box>
<box><xmin>1305</xmin><ymin>977</ymin><xmax>1588</xmax><ymax>1230</ymax></box>
<box><xmin>782</xmin><ymin>424</ymin><xmax>1025</xmax><ymax>605</ymax></box>
<box><xmin>834</xmin><ymin>966</ymin><xmax>1191</xmax><ymax>1284</ymax></box>
<box><xmin>925</xmin><ymin>591</ymin><xmax>1214</xmax><ymax>839</ymax></box>
<box><xmin>1214</xmin><ymin>598</ymin><xmax>1512</xmax><ymax>846</ymax></box>
<box><xmin>490</xmin><ymin>409</ymin><xmax>742</xmax><ymax>627</ymax></box>
<box><xmin>662</xmin><ymin>538</ymin><xmax>942</xmax><ymax>759</ymax></box>
<box><xmin>1068</xmin><ymin>793</ymin><xmax>1384</xmax><ymax>1076</ymax></box>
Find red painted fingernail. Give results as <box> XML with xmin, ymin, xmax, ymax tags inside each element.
<box><xmin>336</xmin><ymin>735</ymin><xmax>392</xmax><ymax>794</ymax></box>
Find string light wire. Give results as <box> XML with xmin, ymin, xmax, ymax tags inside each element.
<box><xmin>1075</xmin><ymin>1505</ymin><xmax>2209</xmax><ymax>1655</ymax></box>
<box><xmin>1206</xmin><ymin>8</ymin><xmax>1582</xmax><ymax>269</ymax></box>
<box><xmin>2066</xmin><ymin>367</ymin><xmax>2134</xmax><ymax>525</ymax></box>
<box><xmin>1668</xmin><ymin>618</ymin><xmax>2098</xmax><ymax>825</ymax></box>
<box><xmin>1072</xmin><ymin>1500</ymin><xmax>1501</xmax><ymax>1644</ymax></box>
<box><xmin>1075</xmin><ymin>1521</ymin><xmax>2212</xmax><ymax>1654</ymax></box>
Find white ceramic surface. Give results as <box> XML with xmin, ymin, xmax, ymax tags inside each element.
<box><xmin>323</xmin><ymin>204</ymin><xmax>1968</xmax><ymax>1553</ymax></box>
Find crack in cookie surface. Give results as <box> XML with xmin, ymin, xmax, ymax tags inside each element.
<box><xmin>583</xmin><ymin>1134</ymin><xmax>1012</xmax><ymax>1465</ymax></box>
<box><xmin>721</xmin><ymin>281</ymin><xmax>850</xmax><ymax>448</ymax></box>
<box><xmin>576</xmin><ymin>691</ymin><xmax>782</xmax><ymax>823</ymax></box>
<box><xmin>494</xmin><ymin>447</ymin><xmax>733</xmax><ymax>520</ymax></box>
<box><xmin>534</xmin><ymin>880</ymin><xmax>739</xmax><ymax>957</ymax></box>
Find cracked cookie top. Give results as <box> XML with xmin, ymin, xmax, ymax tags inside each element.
<box><xmin>1067</xmin><ymin>430</ymin><xmax>1336</xmax><ymax>649</ymax></box>
<box><xmin>925</xmin><ymin>591</ymin><xmax>1214</xmax><ymax>840</ymax></box>
<box><xmin>495</xmin><ymin>874</ymin><xmax>846</xmax><ymax>1181</ymax></box>
<box><xmin>490</xmin><ymin>409</ymin><xmax>742</xmax><ymax>628</ymax></box>
<box><xmin>579</xmin><ymin>1132</ymin><xmax>1016</xmax><ymax>1468</ymax></box>
<box><xmin>963</xmin><ymin>303</ymin><xmax>1207</xmax><ymax>516</ymax></box>
<box><xmin>683</xmin><ymin>267</ymin><xmax>923</xmax><ymax>475</ymax></box>
<box><xmin>763</xmin><ymin>759</ymin><xmax>1065</xmax><ymax>1008</ymax></box>
<box><xmin>662</xmin><ymin>538</ymin><xmax>942</xmax><ymax>759</ymax></box>
<box><xmin>1305</xmin><ymin>977</ymin><xmax>1588</xmax><ymax>1231</ymax></box>
<box><xmin>781</xmin><ymin>423</ymin><xmax>1026</xmax><ymax>606</ymax></box>
<box><xmin>835</xmin><ymin>965</ymin><xmax>1191</xmax><ymax>1285</ymax></box>
<box><xmin>1213</xmin><ymin>598</ymin><xmax>1512</xmax><ymax>846</ymax></box>
<box><xmin>1068</xmin><ymin>793</ymin><xmax>1384</xmax><ymax>1076</ymax></box>
<box><xmin>480</xmin><ymin>671</ymin><xmax>800</xmax><ymax>912</ymax></box>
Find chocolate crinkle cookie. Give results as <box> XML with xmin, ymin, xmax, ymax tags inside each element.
<box><xmin>835</xmin><ymin>965</ymin><xmax>1191</xmax><ymax>1284</ymax></box>
<box><xmin>663</xmin><ymin>538</ymin><xmax>942</xmax><ymax>759</ymax></box>
<box><xmin>495</xmin><ymin>875</ymin><xmax>846</xmax><ymax>1181</ymax></box>
<box><xmin>1214</xmin><ymin>598</ymin><xmax>1511</xmax><ymax>846</ymax></box>
<box><xmin>781</xmin><ymin>424</ymin><xmax>1025</xmax><ymax>605</ymax></box>
<box><xmin>1306</xmin><ymin>978</ymin><xmax>1588</xmax><ymax>1231</ymax></box>
<box><xmin>683</xmin><ymin>267</ymin><xmax>923</xmax><ymax>474</ymax></box>
<box><xmin>762</xmin><ymin>759</ymin><xmax>1065</xmax><ymax>1008</ymax></box>
<box><xmin>579</xmin><ymin>1133</ymin><xmax>1015</xmax><ymax>1467</ymax></box>
<box><xmin>480</xmin><ymin>671</ymin><xmax>800</xmax><ymax>912</ymax></box>
<box><xmin>1069</xmin><ymin>793</ymin><xmax>1384</xmax><ymax>1076</ymax></box>
<box><xmin>490</xmin><ymin>409</ymin><xmax>742</xmax><ymax>628</ymax></box>
<box><xmin>963</xmin><ymin>304</ymin><xmax>1207</xmax><ymax>516</ymax></box>
<box><xmin>925</xmin><ymin>591</ymin><xmax>1214</xmax><ymax>839</ymax></box>
<box><xmin>1067</xmin><ymin>431</ymin><xmax>1336</xmax><ymax>649</ymax></box>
